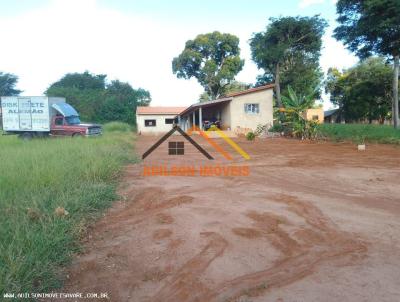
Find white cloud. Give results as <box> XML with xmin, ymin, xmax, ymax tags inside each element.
<box><xmin>0</xmin><ymin>0</ymin><xmax>357</xmax><ymax>110</ymax></box>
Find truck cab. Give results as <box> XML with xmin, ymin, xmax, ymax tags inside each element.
<box><xmin>52</xmin><ymin>115</ymin><xmax>102</xmax><ymax>137</ymax></box>
<box><xmin>50</xmin><ymin>102</ymin><xmax>102</xmax><ymax>137</ymax></box>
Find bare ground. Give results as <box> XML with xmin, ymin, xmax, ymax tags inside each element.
<box><xmin>61</xmin><ymin>136</ymin><xmax>400</xmax><ymax>302</ymax></box>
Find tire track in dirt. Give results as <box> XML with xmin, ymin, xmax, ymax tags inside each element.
<box><xmin>149</xmin><ymin>232</ymin><xmax>228</xmax><ymax>302</ymax></box>
<box><xmin>203</xmin><ymin>194</ymin><xmax>367</xmax><ymax>301</ymax></box>
<box><xmin>93</xmin><ymin>188</ymin><xmax>194</xmax><ymax>235</ymax></box>
<box><xmin>148</xmin><ymin>194</ymin><xmax>367</xmax><ymax>302</ymax></box>
<box><xmin>206</xmin><ymin>247</ymin><xmax>365</xmax><ymax>302</ymax></box>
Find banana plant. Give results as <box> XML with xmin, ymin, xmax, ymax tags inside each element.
<box><xmin>281</xmin><ymin>86</ymin><xmax>315</xmax><ymax>114</ymax></box>
<box><xmin>280</xmin><ymin>86</ymin><xmax>319</xmax><ymax>139</ymax></box>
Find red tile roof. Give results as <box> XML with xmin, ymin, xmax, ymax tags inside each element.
<box><xmin>136</xmin><ymin>106</ymin><xmax>187</xmax><ymax>115</ymax></box>
<box><xmin>225</xmin><ymin>83</ymin><xmax>275</xmax><ymax>97</ymax></box>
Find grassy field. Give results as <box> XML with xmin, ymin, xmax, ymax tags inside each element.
<box><xmin>0</xmin><ymin>125</ymin><xmax>136</xmax><ymax>296</ymax></box>
<box><xmin>318</xmin><ymin>123</ymin><xmax>400</xmax><ymax>144</ymax></box>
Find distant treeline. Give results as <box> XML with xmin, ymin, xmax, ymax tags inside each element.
<box><xmin>45</xmin><ymin>72</ymin><xmax>150</xmax><ymax>124</ymax></box>
<box><xmin>0</xmin><ymin>71</ymin><xmax>150</xmax><ymax>125</ymax></box>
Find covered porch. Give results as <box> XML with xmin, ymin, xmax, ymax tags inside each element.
<box><xmin>177</xmin><ymin>97</ymin><xmax>232</xmax><ymax>132</ymax></box>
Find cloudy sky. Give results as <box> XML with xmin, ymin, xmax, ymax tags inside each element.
<box><xmin>0</xmin><ymin>0</ymin><xmax>358</xmax><ymax>109</ymax></box>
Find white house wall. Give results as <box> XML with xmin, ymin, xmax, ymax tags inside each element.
<box><xmin>220</xmin><ymin>103</ymin><xmax>231</xmax><ymax>129</ymax></box>
<box><xmin>229</xmin><ymin>89</ymin><xmax>274</xmax><ymax>131</ymax></box>
<box><xmin>137</xmin><ymin>114</ymin><xmax>176</xmax><ymax>134</ymax></box>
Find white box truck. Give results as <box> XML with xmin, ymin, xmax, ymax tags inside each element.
<box><xmin>1</xmin><ymin>96</ymin><xmax>102</xmax><ymax>138</ymax></box>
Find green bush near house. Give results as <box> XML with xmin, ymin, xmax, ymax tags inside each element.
<box><xmin>268</xmin><ymin>124</ymin><xmax>284</xmax><ymax>133</ymax></box>
<box><xmin>246</xmin><ymin>131</ymin><xmax>256</xmax><ymax>141</ymax></box>
<box><xmin>0</xmin><ymin>124</ymin><xmax>136</xmax><ymax>296</ymax></box>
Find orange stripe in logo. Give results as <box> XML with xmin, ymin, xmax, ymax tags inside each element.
<box><xmin>187</xmin><ymin>126</ymin><xmax>233</xmax><ymax>160</ymax></box>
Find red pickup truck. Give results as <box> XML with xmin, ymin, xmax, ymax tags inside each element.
<box><xmin>15</xmin><ymin>115</ymin><xmax>102</xmax><ymax>139</ymax></box>
<box><xmin>51</xmin><ymin>115</ymin><xmax>102</xmax><ymax>137</ymax></box>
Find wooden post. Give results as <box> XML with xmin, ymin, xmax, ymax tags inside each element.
<box><xmin>192</xmin><ymin>111</ymin><xmax>196</xmax><ymax>128</ymax></box>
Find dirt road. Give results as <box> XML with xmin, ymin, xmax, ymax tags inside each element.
<box><xmin>62</xmin><ymin>136</ymin><xmax>400</xmax><ymax>301</ymax></box>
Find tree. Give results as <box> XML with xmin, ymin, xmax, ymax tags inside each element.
<box><xmin>255</xmin><ymin>56</ymin><xmax>324</xmax><ymax>99</ymax></box>
<box><xmin>172</xmin><ymin>31</ymin><xmax>245</xmax><ymax>99</ymax></box>
<box><xmin>133</xmin><ymin>88</ymin><xmax>151</xmax><ymax>107</ymax></box>
<box><xmin>101</xmin><ymin>80</ymin><xmax>152</xmax><ymax>124</ymax></box>
<box><xmin>45</xmin><ymin>71</ymin><xmax>107</xmax><ymax>122</ymax></box>
<box><xmin>0</xmin><ymin>72</ymin><xmax>22</xmax><ymax>96</ymax></box>
<box><xmin>46</xmin><ymin>72</ymin><xmax>151</xmax><ymax>124</ymax></box>
<box><xmin>325</xmin><ymin>57</ymin><xmax>393</xmax><ymax>123</ymax></box>
<box><xmin>250</xmin><ymin>16</ymin><xmax>327</xmax><ymax>113</ymax></box>
<box><xmin>334</xmin><ymin>0</ymin><xmax>400</xmax><ymax>128</ymax></box>
<box><xmin>198</xmin><ymin>81</ymin><xmax>250</xmax><ymax>102</ymax></box>
<box><xmin>47</xmin><ymin>71</ymin><xmax>106</xmax><ymax>91</ymax></box>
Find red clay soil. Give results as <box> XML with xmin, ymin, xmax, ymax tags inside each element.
<box><xmin>60</xmin><ymin>136</ymin><xmax>400</xmax><ymax>302</ymax></box>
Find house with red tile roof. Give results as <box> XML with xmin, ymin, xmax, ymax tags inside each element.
<box><xmin>136</xmin><ymin>84</ymin><xmax>274</xmax><ymax>134</ymax></box>
<box><xmin>136</xmin><ymin>106</ymin><xmax>186</xmax><ymax>134</ymax></box>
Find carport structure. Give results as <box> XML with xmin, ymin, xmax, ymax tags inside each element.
<box><xmin>177</xmin><ymin>97</ymin><xmax>232</xmax><ymax>131</ymax></box>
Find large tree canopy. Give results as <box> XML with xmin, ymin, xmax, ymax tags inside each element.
<box><xmin>255</xmin><ymin>55</ymin><xmax>324</xmax><ymax>99</ymax></box>
<box><xmin>325</xmin><ymin>57</ymin><xmax>394</xmax><ymax>123</ymax></box>
<box><xmin>0</xmin><ymin>72</ymin><xmax>22</xmax><ymax>96</ymax></box>
<box><xmin>198</xmin><ymin>81</ymin><xmax>250</xmax><ymax>102</ymax></box>
<box><xmin>172</xmin><ymin>31</ymin><xmax>244</xmax><ymax>99</ymax></box>
<box><xmin>46</xmin><ymin>72</ymin><xmax>150</xmax><ymax>124</ymax></box>
<box><xmin>47</xmin><ymin>71</ymin><xmax>106</xmax><ymax>90</ymax></box>
<box><xmin>334</xmin><ymin>0</ymin><xmax>400</xmax><ymax>128</ymax></box>
<box><xmin>250</xmin><ymin>16</ymin><xmax>327</xmax><ymax>110</ymax></box>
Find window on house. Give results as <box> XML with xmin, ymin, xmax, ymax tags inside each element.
<box><xmin>144</xmin><ymin>119</ymin><xmax>156</xmax><ymax>127</ymax></box>
<box><xmin>244</xmin><ymin>103</ymin><xmax>260</xmax><ymax>114</ymax></box>
<box><xmin>165</xmin><ymin>118</ymin><xmax>175</xmax><ymax>124</ymax></box>
<box><xmin>312</xmin><ymin>115</ymin><xmax>319</xmax><ymax>120</ymax></box>
<box><xmin>168</xmin><ymin>141</ymin><xmax>184</xmax><ymax>155</ymax></box>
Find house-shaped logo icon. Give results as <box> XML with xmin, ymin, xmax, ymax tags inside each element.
<box><xmin>142</xmin><ymin>125</ymin><xmax>214</xmax><ymax>160</ymax></box>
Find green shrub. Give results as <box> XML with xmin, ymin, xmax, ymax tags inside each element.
<box><xmin>268</xmin><ymin>124</ymin><xmax>284</xmax><ymax>133</ymax></box>
<box><xmin>246</xmin><ymin>131</ymin><xmax>256</xmax><ymax>141</ymax></box>
<box><xmin>103</xmin><ymin>122</ymin><xmax>133</xmax><ymax>132</ymax></box>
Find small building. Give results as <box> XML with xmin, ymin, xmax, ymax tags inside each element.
<box><xmin>324</xmin><ymin>109</ymin><xmax>343</xmax><ymax>123</ymax></box>
<box><xmin>303</xmin><ymin>108</ymin><xmax>324</xmax><ymax>123</ymax></box>
<box><xmin>178</xmin><ymin>84</ymin><xmax>274</xmax><ymax>134</ymax></box>
<box><xmin>136</xmin><ymin>106</ymin><xmax>187</xmax><ymax>134</ymax></box>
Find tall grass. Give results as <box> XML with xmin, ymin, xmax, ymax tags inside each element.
<box><xmin>102</xmin><ymin>121</ymin><xmax>134</xmax><ymax>132</ymax></box>
<box><xmin>0</xmin><ymin>124</ymin><xmax>136</xmax><ymax>296</ymax></box>
<box><xmin>318</xmin><ymin>123</ymin><xmax>400</xmax><ymax>144</ymax></box>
